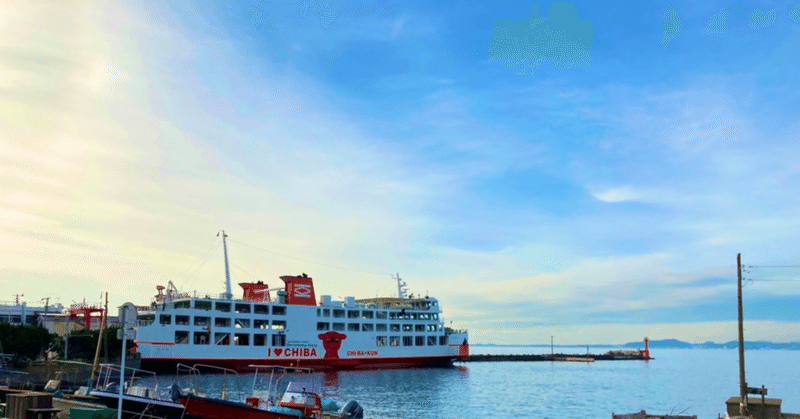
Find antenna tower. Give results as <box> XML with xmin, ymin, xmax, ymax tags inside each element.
<box><xmin>395</xmin><ymin>273</ymin><xmax>408</xmax><ymax>299</ymax></box>
<box><xmin>218</xmin><ymin>230</ymin><xmax>233</xmax><ymax>300</ymax></box>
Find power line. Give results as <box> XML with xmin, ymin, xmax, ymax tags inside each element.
<box><xmin>178</xmin><ymin>239</ymin><xmax>222</xmax><ymax>287</ymax></box>
<box><xmin>744</xmin><ymin>278</ymin><xmax>800</xmax><ymax>282</ymax></box>
<box><xmin>747</xmin><ymin>265</ymin><xmax>800</xmax><ymax>268</ymax></box>
<box><xmin>181</xmin><ymin>242</ymin><xmax>222</xmax><ymax>288</ymax></box>
<box><xmin>230</xmin><ymin>262</ymin><xmax>259</xmax><ymax>281</ymax></box>
<box><xmin>228</xmin><ymin>238</ymin><xmax>393</xmax><ymax>277</ymax></box>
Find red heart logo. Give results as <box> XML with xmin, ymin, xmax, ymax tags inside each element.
<box><xmin>274</xmin><ymin>348</ymin><xmax>283</xmax><ymax>356</ymax></box>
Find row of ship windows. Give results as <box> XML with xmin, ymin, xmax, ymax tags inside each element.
<box><xmin>170</xmin><ymin>301</ymin><xmax>285</xmax><ymax>315</ymax></box>
<box><xmin>150</xmin><ymin>315</ymin><xmax>286</xmax><ymax>329</ymax></box>
<box><xmin>174</xmin><ymin>331</ymin><xmax>286</xmax><ymax>346</ymax></box>
<box><xmin>316</xmin><ymin>322</ymin><xmax>441</xmax><ymax>333</ymax></box>
<box><xmin>173</xmin><ymin>331</ymin><xmax>448</xmax><ymax>347</ymax></box>
<box><xmin>164</xmin><ymin>300</ymin><xmax>438</xmax><ymax>322</ymax></box>
<box><xmin>379</xmin><ymin>336</ymin><xmax>448</xmax><ymax>347</ymax></box>
<box><xmin>316</xmin><ymin>308</ymin><xmax>439</xmax><ymax>321</ymax></box>
<box><xmin>150</xmin><ymin>315</ymin><xmax>442</xmax><ymax>331</ymax></box>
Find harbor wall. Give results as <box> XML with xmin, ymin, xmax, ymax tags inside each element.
<box><xmin>463</xmin><ymin>352</ymin><xmax>650</xmax><ymax>362</ymax></box>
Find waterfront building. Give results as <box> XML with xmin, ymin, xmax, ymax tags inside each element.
<box><xmin>0</xmin><ymin>300</ymin><xmax>63</xmax><ymax>326</ymax></box>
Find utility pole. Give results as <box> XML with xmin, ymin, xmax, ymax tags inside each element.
<box><xmin>90</xmin><ymin>292</ymin><xmax>108</xmax><ymax>380</ymax></box>
<box><xmin>64</xmin><ymin>311</ymin><xmax>69</xmax><ymax>360</ymax></box>
<box><xmin>737</xmin><ymin>253</ymin><xmax>747</xmax><ymax>416</ymax></box>
<box><xmin>117</xmin><ymin>307</ymin><xmax>128</xmax><ymax>419</ymax></box>
<box><xmin>40</xmin><ymin>297</ymin><xmax>50</xmax><ymax>327</ymax></box>
<box><xmin>103</xmin><ymin>301</ymin><xmax>110</xmax><ymax>362</ymax></box>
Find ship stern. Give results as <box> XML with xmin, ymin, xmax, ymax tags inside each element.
<box><xmin>446</xmin><ymin>330</ymin><xmax>469</xmax><ymax>361</ymax></box>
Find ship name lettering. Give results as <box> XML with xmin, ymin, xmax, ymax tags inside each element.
<box><xmin>279</xmin><ymin>348</ymin><xmax>318</xmax><ymax>358</ymax></box>
<box><xmin>346</xmin><ymin>351</ymin><xmax>378</xmax><ymax>356</ymax></box>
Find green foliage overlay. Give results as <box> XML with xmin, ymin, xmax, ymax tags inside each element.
<box><xmin>0</xmin><ymin>323</ymin><xmax>53</xmax><ymax>364</ymax></box>
<box><xmin>0</xmin><ymin>323</ymin><xmax>128</xmax><ymax>365</ymax></box>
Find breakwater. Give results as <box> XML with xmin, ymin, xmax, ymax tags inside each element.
<box><xmin>464</xmin><ymin>352</ymin><xmax>651</xmax><ymax>362</ymax></box>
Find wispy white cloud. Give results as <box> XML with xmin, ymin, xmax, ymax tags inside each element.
<box><xmin>591</xmin><ymin>185</ymin><xmax>642</xmax><ymax>203</ymax></box>
<box><xmin>421</xmin><ymin>251</ymin><xmax>729</xmax><ymax>320</ymax></box>
<box><xmin>0</xmin><ymin>1</ymin><xmax>472</xmax><ymax>308</ymax></box>
<box><xmin>4</xmin><ymin>1</ymin><xmax>800</xmax><ymax>345</ymax></box>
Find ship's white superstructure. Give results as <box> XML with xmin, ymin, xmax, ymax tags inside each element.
<box><xmin>134</xmin><ymin>233</ymin><xmax>468</xmax><ymax>371</ymax></box>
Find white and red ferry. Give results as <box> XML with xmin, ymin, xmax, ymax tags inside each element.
<box><xmin>133</xmin><ymin>232</ymin><xmax>469</xmax><ymax>372</ymax></box>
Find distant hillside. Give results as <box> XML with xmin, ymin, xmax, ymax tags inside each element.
<box><xmin>622</xmin><ymin>339</ymin><xmax>800</xmax><ymax>350</ymax></box>
<box><xmin>622</xmin><ymin>339</ymin><xmax>690</xmax><ymax>348</ymax></box>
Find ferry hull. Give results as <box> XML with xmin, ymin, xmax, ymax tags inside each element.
<box><xmin>141</xmin><ymin>355</ymin><xmax>456</xmax><ymax>373</ymax></box>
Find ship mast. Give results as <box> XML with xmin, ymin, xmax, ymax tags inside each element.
<box><xmin>395</xmin><ymin>273</ymin><xmax>408</xmax><ymax>300</ymax></box>
<box><xmin>218</xmin><ymin>230</ymin><xmax>232</xmax><ymax>300</ymax></box>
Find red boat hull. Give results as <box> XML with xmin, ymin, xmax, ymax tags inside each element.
<box><xmin>180</xmin><ymin>395</ymin><xmax>305</xmax><ymax>419</ymax></box>
<box><xmin>142</xmin><ymin>354</ymin><xmax>455</xmax><ymax>373</ymax></box>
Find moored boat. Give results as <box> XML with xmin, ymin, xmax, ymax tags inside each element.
<box><xmin>177</xmin><ymin>364</ymin><xmax>363</xmax><ymax>419</ymax></box>
<box><xmin>134</xmin><ymin>231</ymin><xmax>469</xmax><ymax>372</ymax></box>
<box><xmin>88</xmin><ymin>364</ymin><xmax>192</xmax><ymax>419</ymax></box>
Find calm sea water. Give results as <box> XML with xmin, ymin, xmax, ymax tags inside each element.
<box><xmin>142</xmin><ymin>348</ymin><xmax>800</xmax><ymax>419</ymax></box>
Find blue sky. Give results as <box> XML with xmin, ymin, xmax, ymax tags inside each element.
<box><xmin>2</xmin><ymin>1</ymin><xmax>800</xmax><ymax>344</ymax></box>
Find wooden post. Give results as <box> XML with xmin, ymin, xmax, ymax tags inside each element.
<box><xmin>90</xmin><ymin>292</ymin><xmax>108</xmax><ymax>379</ymax></box>
<box><xmin>103</xmin><ymin>317</ymin><xmax>109</xmax><ymax>363</ymax></box>
<box><xmin>64</xmin><ymin>313</ymin><xmax>69</xmax><ymax>360</ymax></box>
<box><xmin>737</xmin><ymin>253</ymin><xmax>747</xmax><ymax>416</ymax></box>
<box><xmin>118</xmin><ymin>308</ymin><xmax>127</xmax><ymax>419</ymax></box>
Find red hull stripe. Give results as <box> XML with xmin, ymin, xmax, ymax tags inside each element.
<box><xmin>141</xmin><ymin>355</ymin><xmax>456</xmax><ymax>372</ymax></box>
<box><xmin>181</xmin><ymin>396</ymin><xmax>292</xmax><ymax>419</ymax></box>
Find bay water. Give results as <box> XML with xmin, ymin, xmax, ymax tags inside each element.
<box><xmin>145</xmin><ymin>348</ymin><xmax>800</xmax><ymax>418</ymax></box>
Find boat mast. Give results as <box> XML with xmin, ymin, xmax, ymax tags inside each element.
<box><xmin>395</xmin><ymin>273</ymin><xmax>408</xmax><ymax>299</ymax></box>
<box><xmin>218</xmin><ymin>230</ymin><xmax>232</xmax><ymax>300</ymax></box>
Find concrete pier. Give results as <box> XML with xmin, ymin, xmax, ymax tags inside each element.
<box><xmin>463</xmin><ymin>352</ymin><xmax>651</xmax><ymax>362</ymax></box>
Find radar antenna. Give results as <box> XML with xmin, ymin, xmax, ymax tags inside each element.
<box><xmin>394</xmin><ymin>273</ymin><xmax>408</xmax><ymax>300</ymax></box>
